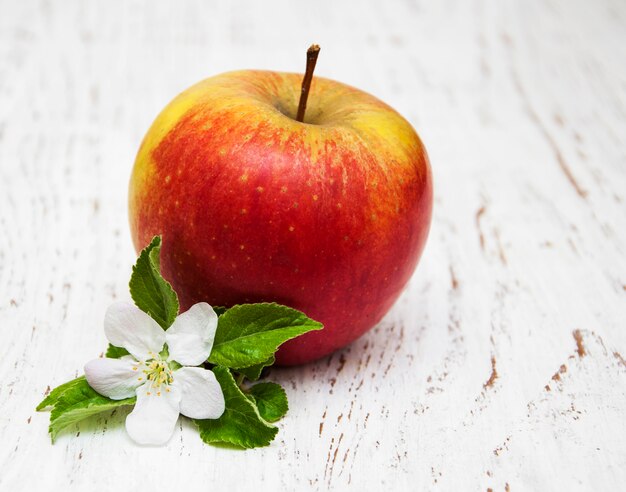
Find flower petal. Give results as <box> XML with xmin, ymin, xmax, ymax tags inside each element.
<box><xmin>84</xmin><ymin>357</ymin><xmax>144</xmax><ymax>400</ymax></box>
<box><xmin>105</xmin><ymin>301</ymin><xmax>165</xmax><ymax>361</ymax></box>
<box><xmin>166</xmin><ymin>303</ymin><xmax>218</xmax><ymax>366</ymax></box>
<box><xmin>173</xmin><ymin>367</ymin><xmax>225</xmax><ymax>419</ymax></box>
<box><xmin>125</xmin><ymin>383</ymin><xmax>181</xmax><ymax>445</ymax></box>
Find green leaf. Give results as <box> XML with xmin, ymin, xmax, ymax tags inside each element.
<box><xmin>208</xmin><ymin>303</ymin><xmax>323</xmax><ymax>369</ymax></box>
<box><xmin>105</xmin><ymin>344</ymin><xmax>130</xmax><ymax>359</ymax></box>
<box><xmin>47</xmin><ymin>378</ymin><xmax>135</xmax><ymax>442</ymax></box>
<box><xmin>248</xmin><ymin>382</ymin><xmax>288</xmax><ymax>423</ymax></box>
<box><xmin>195</xmin><ymin>366</ymin><xmax>277</xmax><ymax>449</ymax></box>
<box><xmin>213</xmin><ymin>306</ymin><xmax>227</xmax><ymax>317</ymax></box>
<box><xmin>236</xmin><ymin>355</ymin><xmax>275</xmax><ymax>381</ymax></box>
<box><xmin>129</xmin><ymin>235</ymin><xmax>179</xmax><ymax>329</ymax></box>
<box><xmin>37</xmin><ymin>376</ymin><xmax>86</xmax><ymax>411</ymax></box>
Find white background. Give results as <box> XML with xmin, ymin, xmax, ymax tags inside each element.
<box><xmin>1</xmin><ymin>0</ymin><xmax>625</xmax><ymax>490</ymax></box>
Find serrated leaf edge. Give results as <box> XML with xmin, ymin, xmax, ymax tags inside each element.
<box><xmin>36</xmin><ymin>376</ymin><xmax>86</xmax><ymax>411</ymax></box>
<box><xmin>129</xmin><ymin>235</ymin><xmax>179</xmax><ymax>329</ymax></box>
<box><xmin>49</xmin><ymin>396</ymin><xmax>135</xmax><ymax>442</ymax></box>
<box><xmin>209</xmin><ymin>302</ymin><xmax>323</xmax><ymax>369</ymax></box>
<box><xmin>249</xmin><ymin>382</ymin><xmax>289</xmax><ymax>423</ymax></box>
<box><xmin>195</xmin><ymin>367</ymin><xmax>278</xmax><ymax>449</ymax></box>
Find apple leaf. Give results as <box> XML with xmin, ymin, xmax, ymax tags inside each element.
<box><xmin>37</xmin><ymin>376</ymin><xmax>86</xmax><ymax>411</ymax></box>
<box><xmin>105</xmin><ymin>344</ymin><xmax>130</xmax><ymax>359</ymax></box>
<box><xmin>236</xmin><ymin>355</ymin><xmax>275</xmax><ymax>381</ymax></box>
<box><xmin>208</xmin><ymin>303</ymin><xmax>323</xmax><ymax>369</ymax></box>
<box><xmin>248</xmin><ymin>382</ymin><xmax>288</xmax><ymax>423</ymax></box>
<box><xmin>39</xmin><ymin>377</ymin><xmax>135</xmax><ymax>442</ymax></box>
<box><xmin>195</xmin><ymin>366</ymin><xmax>277</xmax><ymax>449</ymax></box>
<box><xmin>129</xmin><ymin>235</ymin><xmax>179</xmax><ymax>329</ymax></box>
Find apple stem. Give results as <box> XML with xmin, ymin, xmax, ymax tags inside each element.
<box><xmin>296</xmin><ymin>44</ymin><xmax>321</xmax><ymax>123</ymax></box>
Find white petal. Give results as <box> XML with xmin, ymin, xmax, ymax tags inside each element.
<box><xmin>105</xmin><ymin>302</ymin><xmax>166</xmax><ymax>361</ymax></box>
<box><xmin>165</xmin><ymin>303</ymin><xmax>218</xmax><ymax>366</ymax></box>
<box><xmin>84</xmin><ymin>357</ymin><xmax>144</xmax><ymax>400</ymax></box>
<box><xmin>173</xmin><ymin>367</ymin><xmax>225</xmax><ymax>419</ymax></box>
<box><xmin>125</xmin><ymin>383</ymin><xmax>181</xmax><ymax>445</ymax></box>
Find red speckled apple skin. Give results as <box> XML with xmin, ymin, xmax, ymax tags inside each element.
<box><xmin>129</xmin><ymin>71</ymin><xmax>433</xmax><ymax>366</ymax></box>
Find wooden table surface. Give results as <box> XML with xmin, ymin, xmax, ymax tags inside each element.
<box><xmin>1</xmin><ymin>0</ymin><xmax>625</xmax><ymax>490</ymax></box>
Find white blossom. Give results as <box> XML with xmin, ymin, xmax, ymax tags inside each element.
<box><xmin>85</xmin><ymin>302</ymin><xmax>225</xmax><ymax>445</ymax></box>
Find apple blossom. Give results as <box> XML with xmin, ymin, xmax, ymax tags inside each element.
<box><xmin>84</xmin><ymin>301</ymin><xmax>225</xmax><ymax>445</ymax></box>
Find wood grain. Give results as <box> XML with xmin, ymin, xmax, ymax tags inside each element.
<box><xmin>1</xmin><ymin>0</ymin><xmax>625</xmax><ymax>490</ymax></box>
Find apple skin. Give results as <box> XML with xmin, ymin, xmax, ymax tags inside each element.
<box><xmin>129</xmin><ymin>70</ymin><xmax>432</xmax><ymax>366</ymax></box>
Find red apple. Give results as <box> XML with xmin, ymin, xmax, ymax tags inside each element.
<box><xmin>129</xmin><ymin>68</ymin><xmax>432</xmax><ymax>365</ymax></box>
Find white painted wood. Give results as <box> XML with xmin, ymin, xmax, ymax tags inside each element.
<box><xmin>1</xmin><ymin>0</ymin><xmax>625</xmax><ymax>490</ymax></box>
